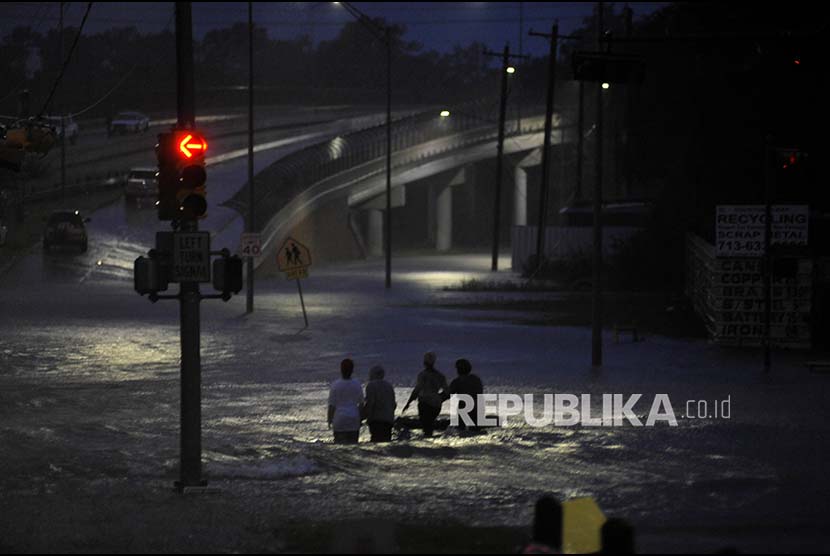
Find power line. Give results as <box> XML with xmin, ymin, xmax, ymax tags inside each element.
<box><xmin>0</xmin><ymin>2</ymin><xmax>55</xmax><ymax>105</ymax></box>
<box><xmin>68</xmin><ymin>9</ymin><xmax>175</xmax><ymax>118</ymax></box>
<box><xmin>37</xmin><ymin>2</ymin><xmax>93</xmax><ymax>118</ymax></box>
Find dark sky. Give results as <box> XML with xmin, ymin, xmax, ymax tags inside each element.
<box><xmin>1</xmin><ymin>2</ymin><xmax>666</xmax><ymax>57</ymax></box>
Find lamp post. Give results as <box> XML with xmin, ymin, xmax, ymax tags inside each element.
<box><xmin>246</xmin><ymin>1</ymin><xmax>255</xmax><ymax>313</ymax></box>
<box><xmin>483</xmin><ymin>45</ymin><xmax>529</xmax><ymax>272</ymax></box>
<box><xmin>339</xmin><ymin>2</ymin><xmax>393</xmax><ymax>289</ymax></box>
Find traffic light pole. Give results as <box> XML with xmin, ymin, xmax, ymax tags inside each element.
<box><xmin>174</xmin><ymin>1</ymin><xmax>204</xmax><ymax>490</ymax></box>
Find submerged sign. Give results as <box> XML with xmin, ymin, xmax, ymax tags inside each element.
<box><xmin>715</xmin><ymin>205</ymin><xmax>808</xmax><ymax>257</ymax></box>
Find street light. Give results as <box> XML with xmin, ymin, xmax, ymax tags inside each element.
<box><xmin>439</xmin><ymin>110</ymin><xmax>451</xmax><ymax>117</ymax></box>
<box><xmin>601</xmin><ymin>82</ymin><xmax>610</xmax><ymax>89</ymax></box>
<box><xmin>337</xmin><ymin>2</ymin><xmax>393</xmax><ymax>289</ymax></box>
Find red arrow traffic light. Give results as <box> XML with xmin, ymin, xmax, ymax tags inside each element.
<box><xmin>156</xmin><ymin>130</ymin><xmax>209</xmax><ymax>220</ymax></box>
<box><xmin>178</xmin><ymin>133</ymin><xmax>207</xmax><ymax>159</ymax></box>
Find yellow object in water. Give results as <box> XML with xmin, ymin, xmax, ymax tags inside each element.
<box><xmin>563</xmin><ymin>497</ymin><xmax>606</xmax><ymax>554</ymax></box>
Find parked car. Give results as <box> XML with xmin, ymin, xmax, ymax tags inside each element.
<box><xmin>108</xmin><ymin>111</ymin><xmax>150</xmax><ymax>135</ymax></box>
<box><xmin>45</xmin><ymin>115</ymin><xmax>79</xmax><ymax>145</ymax></box>
<box><xmin>124</xmin><ymin>167</ymin><xmax>158</xmax><ymax>200</ymax></box>
<box><xmin>43</xmin><ymin>210</ymin><xmax>89</xmax><ymax>253</ymax></box>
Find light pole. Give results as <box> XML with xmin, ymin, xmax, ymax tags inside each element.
<box><xmin>246</xmin><ymin>1</ymin><xmax>255</xmax><ymax>313</ymax></box>
<box><xmin>483</xmin><ymin>45</ymin><xmax>529</xmax><ymax>272</ymax></box>
<box><xmin>59</xmin><ymin>2</ymin><xmax>66</xmax><ymax>202</ymax></box>
<box><xmin>339</xmin><ymin>2</ymin><xmax>393</xmax><ymax>289</ymax></box>
<box><xmin>592</xmin><ymin>2</ymin><xmax>605</xmax><ymax>368</ymax></box>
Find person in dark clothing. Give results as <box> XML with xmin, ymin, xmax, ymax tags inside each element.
<box><xmin>600</xmin><ymin>518</ymin><xmax>635</xmax><ymax>554</ymax></box>
<box><xmin>403</xmin><ymin>351</ymin><xmax>447</xmax><ymax>437</ymax></box>
<box><xmin>520</xmin><ymin>495</ymin><xmax>562</xmax><ymax>554</ymax></box>
<box><xmin>364</xmin><ymin>365</ymin><xmax>396</xmax><ymax>442</ymax></box>
<box><xmin>448</xmin><ymin>358</ymin><xmax>484</xmax><ymax>429</ymax></box>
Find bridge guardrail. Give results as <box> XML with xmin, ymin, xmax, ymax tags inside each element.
<box><xmin>224</xmin><ymin>99</ymin><xmax>547</xmax><ymax>235</ymax></box>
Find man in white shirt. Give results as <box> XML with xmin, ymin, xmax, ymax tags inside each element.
<box><xmin>327</xmin><ymin>358</ymin><xmax>364</xmax><ymax>443</ymax></box>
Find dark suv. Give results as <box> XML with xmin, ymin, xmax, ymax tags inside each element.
<box><xmin>43</xmin><ymin>210</ymin><xmax>89</xmax><ymax>253</ymax></box>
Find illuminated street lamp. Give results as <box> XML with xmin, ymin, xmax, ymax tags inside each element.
<box><xmin>601</xmin><ymin>82</ymin><xmax>610</xmax><ymax>89</ymax></box>
<box><xmin>439</xmin><ymin>110</ymin><xmax>451</xmax><ymax>117</ymax></box>
<box><xmin>506</xmin><ymin>66</ymin><xmax>516</xmax><ymax>74</ymax></box>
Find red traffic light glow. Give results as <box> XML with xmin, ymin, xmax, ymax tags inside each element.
<box><xmin>178</xmin><ymin>133</ymin><xmax>207</xmax><ymax>159</ymax></box>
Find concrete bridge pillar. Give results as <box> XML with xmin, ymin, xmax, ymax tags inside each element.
<box><xmin>436</xmin><ymin>185</ymin><xmax>453</xmax><ymax>252</ymax></box>
<box><xmin>513</xmin><ymin>166</ymin><xmax>527</xmax><ymax>227</ymax></box>
<box><xmin>367</xmin><ymin>209</ymin><xmax>384</xmax><ymax>257</ymax></box>
<box><xmin>514</xmin><ymin>148</ymin><xmax>542</xmax><ymax>227</ymax></box>
<box><xmin>435</xmin><ymin>168</ymin><xmax>466</xmax><ymax>252</ymax></box>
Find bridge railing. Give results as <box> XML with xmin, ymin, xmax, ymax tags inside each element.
<box><xmin>224</xmin><ymin>99</ymin><xmax>546</xmax><ymax>232</ymax></box>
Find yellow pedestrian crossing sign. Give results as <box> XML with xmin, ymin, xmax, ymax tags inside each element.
<box><xmin>277</xmin><ymin>237</ymin><xmax>311</xmax><ymax>280</ymax></box>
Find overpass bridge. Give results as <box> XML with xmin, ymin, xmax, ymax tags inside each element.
<box><xmin>223</xmin><ymin>101</ymin><xmax>575</xmax><ymax>271</ymax></box>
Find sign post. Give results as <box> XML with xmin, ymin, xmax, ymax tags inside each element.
<box><xmin>277</xmin><ymin>237</ymin><xmax>312</xmax><ymax>328</ymax></box>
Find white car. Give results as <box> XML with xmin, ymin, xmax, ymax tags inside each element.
<box><xmin>45</xmin><ymin>115</ymin><xmax>79</xmax><ymax>145</ymax></box>
<box><xmin>109</xmin><ymin>111</ymin><xmax>150</xmax><ymax>135</ymax></box>
<box><xmin>124</xmin><ymin>167</ymin><xmax>158</xmax><ymax>200</ymax></box>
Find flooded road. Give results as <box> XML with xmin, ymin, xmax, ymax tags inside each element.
<box><xmin>2</xmin><ymin>246</ymin><xmax>830</xmax><ymax>552</ymax></box>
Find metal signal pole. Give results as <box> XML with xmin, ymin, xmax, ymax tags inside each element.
<box><xmin>174</xmin><ymin>1</ymin><xmax>203</xmax><ymax>490</ymax></box>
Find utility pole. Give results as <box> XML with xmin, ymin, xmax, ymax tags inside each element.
<box><xmin>529</xmin><ymin>22</ymin><xmax>578</xmax><ymax>271</ymax></box>
<box><xmin>530</xmin><ymin>24</ymin><xmax>557</xmax><ymax>270</ymax></box>
<box><xmin>622</xmin><ymin>4</ymin><xmax>633</xmax><ymax>198</ymax></box>
<box><xmin>592</xmin><ymin>2</ymin><xmax>605</xmax><ymax>367</ymax></box>
<box><xmin>517</xmin><ymin>1</ymin><xmax>523</xmax><ymax>133</ymax></box>
<box><xmin>493</xmin><ymin>44</ymin><xmax>509</xmax><ymax>272</ymax></box>
<box><xmin>385</xmin><ymin>27</ymin><xmax>392</xmax><ymax>289</ymax></box>
<box><xmin>763</xmin><ymin>136</ymin><xmax>773</xmax><ymax>372</ymax></box>
<box><xmin>174</xmin><ymin>1</ymin><xmax>203</xmax><ymax>490</ymax></box>
<box><xmin>576</xmin><ymin>81</ymin><xmax>584</xmax><ymax>201</ymax></box>
<box><xmin>59</xmin><ymin>2</ymin><xmax>66</xmax><ymax>202</ymax></box>
<box><xmin>246</xmin><ymin>1</ymin><xmax>255</xmax><ymax>313</ymax></box>
<box><xmin>484</xmin><ymin>44</ymin><xmax>529</xmax><ymax>272</ymax></box>
<box><xmin>339</xmin><ymin>3</ymin><xmax>393</xmax><ymax>288</ymax></box>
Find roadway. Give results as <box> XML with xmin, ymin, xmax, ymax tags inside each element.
<box><xmin>0</xmin><ymin>107</ymin><xmax>393</xmax><ymax>287</ymax></box>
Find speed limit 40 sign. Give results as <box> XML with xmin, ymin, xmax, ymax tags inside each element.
<box><xmin>239</xmin><ymin>232</ymin><xmax>262</xmax><ymax>258</ymax></box>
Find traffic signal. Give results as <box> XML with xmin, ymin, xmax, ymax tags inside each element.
<box><xmin>774</xmin><ymin>147</ymin><xmax>809</xmax><ymax>203</ymax></box>
<box><xmin>212</xmin><ymin>255</ymin><xmax>243</xmax><ymax>300</ymax></box>
<box><xmin>134</xmin><ymin>251</ymin><xmax>169</xmax><ymax>295</ymax></box>
<box><xmin>155</xmin><ymin>130</ymin><xmax>208</xmax><ymax>221</ymax></box>
<box><xmin>776</xmin><ymin>148</ymin><xmax>806</xmax><ymax>171</ymax></box>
